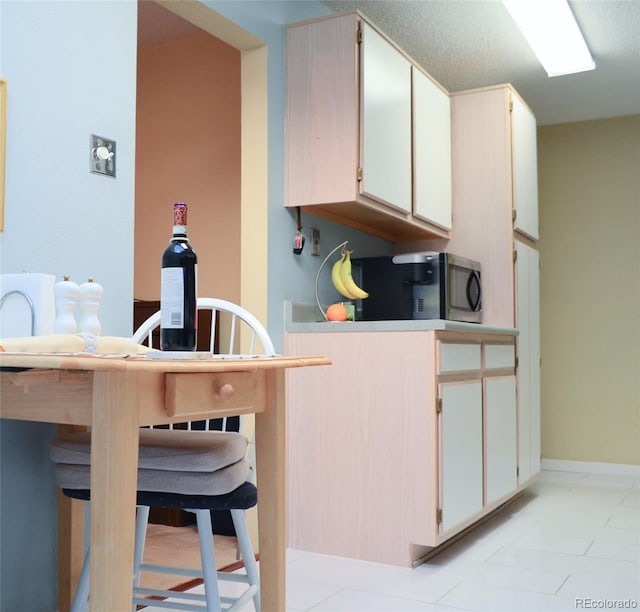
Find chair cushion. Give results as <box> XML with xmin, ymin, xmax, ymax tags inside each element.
<box><xmin>50</xmin><ymin>428</ymin><xmax>248</xmax><ymax>472</ymax></box>
<box><xmin>62</xmin><ymin>481</ymin><xmax>258</xmax><ymax>511</ymax></box>
<box><xmin>54</xmin><ymin>456</ymin><xmax>251</xmax><ymax>496</ymax></box>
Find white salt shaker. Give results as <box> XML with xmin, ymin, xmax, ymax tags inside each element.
<box><xmin>77</xmin><ymin>277</ymin><xmax>104</xmax><ymax>335</ymax></box>
<box><xmin>54</xmin><ymin>275</ymin><xmax>79</xmax><ymax>333</ymax></box>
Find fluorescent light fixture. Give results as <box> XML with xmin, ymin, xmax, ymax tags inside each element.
<box><xmin>503</xmin><ymin>0</ymin><xmax>595</xmax><ymax>77</ymax></box>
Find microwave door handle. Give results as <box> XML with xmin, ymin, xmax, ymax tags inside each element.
<box><xmin>466</xmin><ymin>271</ymin><xmax>482</xmax><ymax>311</ymax></box>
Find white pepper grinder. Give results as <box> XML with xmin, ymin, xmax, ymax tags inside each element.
<box><xmin>54</xmin><ymin>275</ymin><xmax>80</xmax><ymax>333</ymax></box>
<box><xmin>77</xmin><ymin>277</ymin><xmax>104</xmax><ymax>335</ymax></box>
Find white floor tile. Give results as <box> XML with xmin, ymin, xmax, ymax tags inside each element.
<box><xmin>143</xmin><ymin>470</ymin><xmax>639</xmax><ymax>612</ymax></box>
<box><xmin>512</xmin><ymin>527</ymin><xmax>593</xmax><ymax>555</ymax></box>
<box><xmin>437</xmin><ymin>580</ymin><xmax>577</xmax><ymax>611</ymax></box>
<box><xmin>285</xmin><ymin>573</ymin><xmax>343</xmax><ymax>611</ymax></box>
<box><xmin>587</xmin><ymin>538</ymin><xmax>640</xmax><ymax>563</ymax></box>
<box><xmin>488</xmin><ymin>543</ymin><xmax>640</xmax><ymax>583</ymax></box>
<box><xmin>557</xmin><ymin>573</ymin><xmax>640</xmax><ymax>600</ymax></box>
<box><xmin>307</xmin><ymin>588</ymin><xmax>461</xmax><ymax>611</ymax></box>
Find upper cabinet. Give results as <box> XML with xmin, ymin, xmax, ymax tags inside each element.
<box><xmin>413</xmin><ymin>67</ymin><xmax>452</xmax><ymax>230</ymax></box>
<box><xmin>360</xmin><ymin>22</ymin><xmax>412</xmax><ymax>214</ymax></box>
<box><xmin>445</xmin><ymin>84</ymin><xmax>539</xmax><ymax>327</ymax></box>
<box><xmin>286</xmin><ymin>12</ymin><xmax>452</xmax><ymax>242</ymax></box>
<box><xmin>511</xmin><ymin>95</ymin><xmax>539</xmax><ymax>240</ymax></box>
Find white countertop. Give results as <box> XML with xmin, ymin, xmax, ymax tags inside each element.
<box><xmin>284</xmin><ymin>302</ymin><xmax>517</xmax><ymax>336</ymax></box>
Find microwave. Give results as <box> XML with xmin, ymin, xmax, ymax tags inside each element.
<box><xmin>350</xmin><ymin>252</ymin><xmax>482</xmax><ymax>323</ymax></box>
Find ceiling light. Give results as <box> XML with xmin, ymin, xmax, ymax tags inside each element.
<box><xmin>503</xmin><ymin>0</ymin><xmax>595</xmax><ymax>77</ymax></box>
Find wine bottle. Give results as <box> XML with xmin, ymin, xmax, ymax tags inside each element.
<box><xmin>160</xmin><ymin>202</ymin><xmax>198</xmax><ymax>351</ymax></box>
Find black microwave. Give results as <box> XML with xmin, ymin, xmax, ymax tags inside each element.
<box><xmin>350</xmin><ymin>252</ymin><xmax>482</xmax><ymax>323</ymax></box>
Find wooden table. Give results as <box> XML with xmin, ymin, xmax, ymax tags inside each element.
<box><xmin>0</xmin><ymin>352</ymin><xmax>329</xmax><ymax>612</ymax></box>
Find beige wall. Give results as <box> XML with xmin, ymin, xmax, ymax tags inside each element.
<box><xmin>134</xmin><ymin>32</ymin><xmax>241</xmax><ymax>302</ymax></box>
<box><xmin>538</xmin><ymin>115</ymin><xmax>640</xmax><ymax>465</ymax></box>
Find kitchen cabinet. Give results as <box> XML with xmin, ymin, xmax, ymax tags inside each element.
<box><xmin>444</xmin><ymin>84</ymin><xmax>538</xmax><ymax>327</ymax></box>
<box><xmin>285</xmin><ymin>327</ymin><xmax>519</xmax><ymax>567</ymax></box>
<box><xmin>285</xmin><ymin>12</ymin><xmax>451</xmax><ymax>242</ymax></box>
<box><xmin>512</xmin><ymin>95</ymin><xmax>539</xmax><ymax>240</ymax></box>
<box><xmin>485</xmin><ymin>376</ymin><xmax>518</xmax><ymax>504</ymax></box>
<box><xmin>438</xmin><ymin>380</ymin><xmax>483</xmax><ymax>533</ymax></box>
<box><xmin>434</xmin><ymin>85</ymin><xmax>541</xmax><ymax>488</ymax></box>
<box><xmin>360</xmin><ymin>21</ymin><xmax>412</xmax><ymax>213</ymax></box>
<box><xmin>435</xmin><ymin>338</ymin><xmax>517</xmax><ymax>540</ymax></box>
<box><xmin>515</xmin><ymin>240</ymin><xmax>541</xmax><ymax>483</ymax></box>
<box><xmin>413</xmin><ymin>66</ymin><xmax>452</xmax><ymax>229</ymax></box>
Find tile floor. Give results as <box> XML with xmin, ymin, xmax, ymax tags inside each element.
<box><xmin>143</xmin><ymin>469</ymin><xmax>640</xmax><ymax>611</ymax></box>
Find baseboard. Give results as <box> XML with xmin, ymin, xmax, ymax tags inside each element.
<box><xmin>542</xmin><ymin>458</ymin><xmax>640</xmax><ymax>478</ymax></box>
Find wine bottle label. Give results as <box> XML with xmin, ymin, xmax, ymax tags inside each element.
<box><xmin>160</xmin><ymin>267</ymin><xmax>185</xmax><ymax>328</ymax></box>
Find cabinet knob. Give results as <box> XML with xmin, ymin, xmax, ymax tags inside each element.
<box><xmin>215</xmin><ymin>382</ymin><xmax>235</xmax><ymax>402</ymax></box>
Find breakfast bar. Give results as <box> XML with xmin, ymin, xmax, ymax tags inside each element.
<box><xmin>0</xmin><ymin>351</ymin><xmax>330</xmax><ymax>612</ymax></box>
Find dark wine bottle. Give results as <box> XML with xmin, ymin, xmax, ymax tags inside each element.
<box><xmin>160</xmin><ymin>202</ymin><xmax>198</xmax><ymax>351</ymax></box>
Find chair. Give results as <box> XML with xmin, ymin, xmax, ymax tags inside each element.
<box><xmin>50</xmin><ymin>298</ymin><xmax>275</xmax><ymax>612</ymax></box>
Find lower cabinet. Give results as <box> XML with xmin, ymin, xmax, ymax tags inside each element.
<box><xmin>286</xmin><ymin>329</ymin><xmax>523</xmax><ymax>567</ymax></box>
<box><xmin>439</xmin><ymin>380</ymin><xmax>483</xmax><ymax>533</ymax></box>
<box><xmin>485</xmin><ymin>376</ymin><xmax>518</xmax><ymax>505</ymax></box>
<box><xmin>435</xmin><ymin>340</ymin><xmax>518</xmax><ymax>541</ymax></box>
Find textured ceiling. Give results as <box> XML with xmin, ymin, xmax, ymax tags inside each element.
<box><xmin>138</xmin><ymin>0</ymin><xmax>640</xmax><ymax>126</ymax></box>
<box><xmin>321</xmin><ymin>0</ymin><xmax>640</xmax><ymax>125</ymax></box>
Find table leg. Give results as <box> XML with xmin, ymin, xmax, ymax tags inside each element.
<box><xmin>89</xmin><ymin>370</ymin><xmax>139</xmax><ymax>612</ymax></box>
<box><xmin>254</xmin><ymin>368</ymin><xmax>286</xmax><ymax>611</ymax></box>
<box><xmin>57</xmin><ymin>425</ymin><xmax>87</xmax><ymax>612</ymax></box>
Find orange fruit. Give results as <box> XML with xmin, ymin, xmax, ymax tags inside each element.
<box><xmin>326</xmin><ymin>303</ymin><xmax>348</xmax><ymax>321</ymax></box>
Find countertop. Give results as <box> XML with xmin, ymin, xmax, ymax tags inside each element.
<box><xmin>284</xmin><ymin>302</ymin><xmax>517</xmax><ymax>336</ymax></box>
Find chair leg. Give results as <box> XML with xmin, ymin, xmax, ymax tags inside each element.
<box><xmin>230</xmin><ymin>508</ymin><xmax>260</xmax><ymax>612</ymax></box>
<box><xmin>132</xmin><ymin>504</ymin><xmax>150</xmax><ymax>611</ymax></box>
<box><xmin>194</xmin><ymin>509</ymin><xmax>222</xmax><ymax>612</ymax></box>
<box><xmin>70</xmin><ymin>546</ymin><xmax>90</xmax><ymax>612</ymax></box>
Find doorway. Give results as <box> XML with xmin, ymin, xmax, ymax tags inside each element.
<box><xmin>134</xmin><ymin>0</ymin><xmax>268</xmax><ymax>331</ymax></box>
<box><xmin>134</xmin><ymin>0</ymin><xmax>268</xmax><ymax>546</ymax></box>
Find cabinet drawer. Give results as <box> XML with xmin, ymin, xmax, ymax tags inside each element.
<box><xmin>439</xmin><ymin>343</ymin><xmax>481</xmax><ymax>373</ymax></box>
<box><xmin>164</xmin><ymin>372</ymin><xmax>258</xmax><ymax>418</ymax></box>
<box><xmin>484</xmin><ymin>344</ymin><xmax>515</xmax><ymax>369</ymax></box>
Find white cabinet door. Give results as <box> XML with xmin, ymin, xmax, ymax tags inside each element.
<box><xmin>485</xmin><ymin>376</ymin><xmax>518</xmax><ymax>505</ymax></box>
<box><xmin>439</xmin><ymin>381</ymin><xmax>483</xmax><ymax>533</ymax></box>
<box><xmin>515</xmin><ymin>241</ymin><xmax>541</xmax><ymax>484</ymax></box>
<box><xmin>511</xmin><ymin>94</ymin><xmax>539</xmax><ymax>240</ymax></box>
<box><xmin>413</xmin><ymin>67</ymin><xmax>452</xmax><ymax>229</ymax></box>
<box><xmin>360</xmin><ymin>22</ymin><xmax>412</xmax><ymax>213</ymax></box>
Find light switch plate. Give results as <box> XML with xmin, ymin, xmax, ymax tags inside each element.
<box><xmin>90</xmin><ymin>135</ymin><xmax>116</xmax><ymax>178</ymax></box>
<box><xmin>311</xmin><ymin>228</ymin><xmax>320</xmax><ymax>256</ymax></box>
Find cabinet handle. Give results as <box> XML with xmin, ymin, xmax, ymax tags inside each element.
<box><xmin>215</xmin><ymin>383</ymin><xmax>235</xmax><ymax>402</ymax></box>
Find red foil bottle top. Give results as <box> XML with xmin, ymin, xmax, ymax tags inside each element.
<box><xmin>173</xmin><ymin>202</ymin><xmax>188</xmax><ymax>226</ymax></box>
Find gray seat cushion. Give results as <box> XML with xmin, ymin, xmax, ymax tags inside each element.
<box><xmin>50</xmin><ymin>428</ymin><xmax>248</xmax><ymax>472</ymax></box>
<box><xmin>54</xmin><ymin>457</ymin><xmax>252</xmax><ymax>496</ymax></box>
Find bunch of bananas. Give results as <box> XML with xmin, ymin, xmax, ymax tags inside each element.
<box><xmin>331</xmin><ymin>250</ymin><xmax>369</xmax><ymax>300</ymax></box>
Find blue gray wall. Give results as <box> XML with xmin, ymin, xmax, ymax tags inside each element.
<box><xmin>0</xmin><ymin>1</ymin><xmax>389</xmax><ymax>608</ymax></box>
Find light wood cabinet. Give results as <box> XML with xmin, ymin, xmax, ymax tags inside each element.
<box><xmin>515</xmin><ymin>240</ymin><xmax>541</xmax><ymax>483</ymax></box>
<box><xmin>360</xmin><ymin>21</ymin><xmax>412</xmax><ymax>213</ymax></box>
<box><xmin>445</xmin><ymin>84</ymin><xmax>538</xmax><ymax>327</ymax></box>
<box><xmin>434</xmin><ymin>338</ymin><xmax>517</xmax><ymax>541</ymax></box>
<box><xmin>285</xmin><ymin>12</ymin><xmax>451</xmax><ymax>241</ymax></box>
<box><xmin>512</xmin><ymin>95</ymin><xmax>539</xmax><ymax>240</ymax></box>
<box><xmin>285</xmin><ymin>329</ymin><xmax>519</xmax><ymax>567</ymax></box>
<box><xmin>413</xmin><ymin>66</ymin><xmax>452</xmax><ymax>230</ymax></box>
<box><xmin>439</xmin><ymin>85</ymin><xmax>541</xmax><ymax>488</ymax></box>
<box><xmin>438</xmin><ymin>380</ymin><xmax>483</xmax><ymax>533</ymax></box>
<box><xmin>485</xmin><ymin>376</ymin><xmax>518</xmax><ymax>505</ymax></box>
